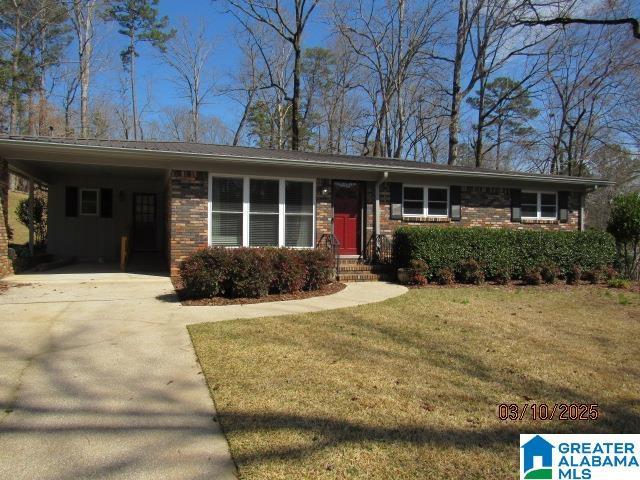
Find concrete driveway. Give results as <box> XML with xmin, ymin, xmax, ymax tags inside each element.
<box><xmin>0</xmin><ymin>267</ymin><xmax>237</xmax><ymax>480</ymax></box>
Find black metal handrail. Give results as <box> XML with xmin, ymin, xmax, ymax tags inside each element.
<box><xmin>364</xmin><ymin>234</ymin><xmax>393</xmax><ymax>265</ymax></box>
<box><xmin>316</xmin><ymin>233</ymin><xmax>341</xmax><ymax>281</ymax></box>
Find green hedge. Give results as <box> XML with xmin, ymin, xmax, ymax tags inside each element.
<box><xmin>394</xmin><ymin>227</ymin><xmax>616</xmax><ymax>280</ymax></box>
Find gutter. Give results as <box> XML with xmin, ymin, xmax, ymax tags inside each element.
<box><xmin>0</xmin><ymin>138</ymin><xmax>615</xmax><ymax>187</ymax></box>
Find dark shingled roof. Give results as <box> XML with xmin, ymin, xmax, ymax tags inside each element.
<box><xmin>0</xmin><ymin>135</ymin><xmax>612</xmax><ymax>185</ymax></box>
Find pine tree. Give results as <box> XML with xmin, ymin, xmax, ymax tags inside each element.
<box><xmin>105</xmin><ymin>0</ymin><xmax>174</xmax><ymax>139</ymax></box>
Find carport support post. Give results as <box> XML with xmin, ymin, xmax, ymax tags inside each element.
<box><xmin>28</xmin><ymin>177</ymin><xmax>34</xmax><ymax>255</ymax></box>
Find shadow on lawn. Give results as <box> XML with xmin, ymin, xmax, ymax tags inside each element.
<box><xmin>215</xmin><ymin>399</ymin><xmax>640</xmax><ymax>466</ymax></box>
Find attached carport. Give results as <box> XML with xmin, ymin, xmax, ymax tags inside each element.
<box><xmin>1</xmin><ymin>139</ymin><xmax>170</xmax><ymax>274</ymax></box>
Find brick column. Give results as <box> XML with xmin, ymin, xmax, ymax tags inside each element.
<box><xmin>0</xmin><ymin>158</ymin><xmax>13</xmax><ymax>277</ymax></box>
<box><xmin>169</xmin><ymin>170</ymin><xmax>208</xmax><ymax>278</ymax></box>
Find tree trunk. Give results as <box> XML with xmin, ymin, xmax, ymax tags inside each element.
<box><xmin>495</xmin><ymin>121</ymin><xmax>502</xmax><ymax>170</ymax></box>
<box><xmin>448</xmin><ymin>0</ymin><xmax>467</xmax><ymax>166</ymax></box>
<box><xmin>291</xmin><ymin>37</ymin><xmax>302</xmax><ymax>151</ymax></box>
<box><xmin>233</xmin><ymin>91</ymin><xmax>254</xmax><ymax>146</ymax></box>
<box><xmin>129</xmin><ymin>35</ymin><xmax>138</xmax><ymax>140</ymax></box>
<box><xmin>474</xmin><ymin>76</ymin><xmax>486</xmax><ymax>168</ymax></box>
<box><xmin>9</xmin><ymin>4</ymin><xmax>22</xmax><ymax>135</ymax></box>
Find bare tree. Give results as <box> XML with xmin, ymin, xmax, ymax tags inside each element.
<box><xmin>67</xmin><ymin>0</ymin><xmax>98</xmax><ymax>137</ymax></box>
<box><xmin>335</xmin><ymin>0</ymin><xmax>445</xmax><ymax>157</ymax></box>
<box><xmin>162</xmin><ymin>18</ymin><xmax>215</xmax><ymax>142</ymax></box>
<box><xmin>219</xmin><ymin>0</ymin><xmax>320</xmax><ymax>150</ymax></box>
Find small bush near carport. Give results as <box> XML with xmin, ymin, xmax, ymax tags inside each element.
<box><xmin>179</xmin><ymin>247</ymin><xmax>334</xmax><ymax>299</ymax></box>
<box><xmin>394</xmin><ymin>226</ymin><xmax>616</xmax><ymax>283</ymax></box>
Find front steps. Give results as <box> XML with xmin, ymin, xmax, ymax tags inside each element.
<box><xmin>337</xmin><ymin>258</ymin><xmax>395</xmax><ymax>282</ymax></box>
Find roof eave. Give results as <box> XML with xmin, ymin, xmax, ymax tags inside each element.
<box><xmin>0</xmin><ymin>138</ymin><xmax>614</xmax><ymax>187</ymax></box>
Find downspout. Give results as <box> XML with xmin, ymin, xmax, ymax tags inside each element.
<box><xmin>375</xmin><ymin>171</ymin><xmax>389</xmax><ymax>236</ymax></box>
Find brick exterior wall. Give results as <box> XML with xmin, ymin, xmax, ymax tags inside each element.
<box><xmin>167</xmin><ymin>173</ymin><xmax>583</xmax><ymax>278</ymax></box>
<box><xmin>316</xmin><ymin>179</ymin><xmax>332</xmax><ymax>242</ymax></box>
<box><xmin>169</xmin><ymin>170</ymin><xmax>208</xmax><ymax>278</ymax></box>
<box><xmin>0</xmin><ymin>158</ymin><xmax>13</xmax><ymax>278</ymax></box>
<box><xmin>377</xmin><ymin>183</ymin><xmax>581</xmax><ymax>236</ymax></box>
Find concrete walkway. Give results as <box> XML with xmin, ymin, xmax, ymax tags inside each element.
<box><xmin>0</xmin><ymin>267</ymin><xmax>406</xmax><ymax>479</ymax></box>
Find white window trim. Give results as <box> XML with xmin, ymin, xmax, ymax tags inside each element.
<box><xmin>79</xmin><ymin>188</ymin><xmax>99</xmax><ymax>216</ymax></box>
<box><xmin>521</xmin><ymin>191</ymin><xmax>558</xmax><ymax>220</ymax></box>
<box><xmin>208</xmin><ymin>173</ymin><xmax>316</xmax><ymax>248</ymax></box>
<box><xmin>402</xmin><ymin>185</ymin><xmax>449</xmax><ymax>218</ymax></box>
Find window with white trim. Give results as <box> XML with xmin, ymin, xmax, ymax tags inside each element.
<box><xmin>209</xmin><ymin>176</ymin><xmax>315</xmax><ymax>248</ymax></box>
<box><xmin>521</xmin><ymin>191</ymin><xmax>557</xmax><ymax>219</ymax></box>
<box><xmin>402</xmin><ymin>186</ymin><xmax>449</xmax><ymax>217</ymax></box>
<box><xmin>80</xmin><ymin>189</ymin><xmax>99</xmax><ymax>216</ymax></box>
<box><xmin>210</xmin><ymin>177</ymin><xmax>243</xmax><ymax>246</ymax></box>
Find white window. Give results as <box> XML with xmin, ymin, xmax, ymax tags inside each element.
<box><xmin>210</xmin><ymin>177</ymin><xmax>243</xmax><ymax>246</ymax></box>
<box><xmin>402</xmin><ymin>186</ymin><xmax>449</xmax><ymax>217</ymax></box>
<box><xmin>521</xmin><ymin>191</ymin><xmax>557</xmax><ymax>220</ymax></box>
<box><xmin>209</xmin><ymin>175</ymin><xmax>315</xmax><ymax>248</ymax></box>
<box><xmin>80</xmin><ymin>189</ymin><xmax>99</xmax><ymax>216</ymax></box>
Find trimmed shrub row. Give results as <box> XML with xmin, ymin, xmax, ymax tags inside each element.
<box><xmin>179</xmin><ymin>247</ymin><xmax>335</xmax><ymax>299</ymax></box>
<box><xmin>394</xmin><ymin>227</ymin><xmax>616</xmax><ymax>282</ymax></box>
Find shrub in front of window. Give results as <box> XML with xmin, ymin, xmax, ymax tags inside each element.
<box><xmin>523</xmin><ymin>266</ymin><xmax>543</xmax><ymax>285</ymax></box>
<box><xmin>540</xmin><ymin>262</ymin><xmax>560</xmax><ymax>284</ymax></box>
<box><xmin>566</xmin><ymin>264</ymin><xmax>582</xmax><ymax>285</ymax></box>
<box><xmin>179</xmin><ymin>247</ymin><xmax>230</xmax><ymax>298</ymax></box>
<box><xmin>179</xmin><ymin>247</ymin><xmax>335</xmax><ymax>299</ymax></box>
<box><xmin>301</xmin><ymin>249</ymin><xmax>334</xmax><ymax>290</ymax></box>
<box><xmin>457</xmin><ymin>258</ymin><xmax>485</xmax><ymax>285</ymax></box>
<box><xmin>269</xmin><ymin>249</ymin><xmax>307</xmax><ymax>294</ymax></box>
<box><xmin>394</xmin><ymin>227</ymin><xmax>616</xmax><ymax>281</ymax></box>
<box><xmin>227</xmin><ymin>248</ymin><xmax>274</xmax><ymax>298</ymax></box>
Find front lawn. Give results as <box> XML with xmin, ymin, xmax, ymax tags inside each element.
<box><xmin>188</xmin><ymin>286</ymin><xmax>640</xmax><ymax>479</ymax></box>
<box><xmin>8</xmin><ymin>190</ymin><xmax>28</xmax><ymax>245</ymax></box>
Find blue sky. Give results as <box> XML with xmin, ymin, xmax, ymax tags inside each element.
<box><xmin>96</xmin><ymin>0</ymin><xmax>332</xmax><ymax>131</ymax></box>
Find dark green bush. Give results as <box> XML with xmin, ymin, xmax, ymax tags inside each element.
<box><xmin>300</xmin><ymin>249</ymin><xmax>335</xmax><ymax>290</ymax></box>
<box><xmin>566</xmin><ymin>265</ymin><xmax>582</xmax><ymax>285</ymax></box>
<box><xmin>435</xmin><ymin>267</ymin><xmax>455</xmax><ymax>285</ymax></box>
<box><xmin>394</xmin><ymin>227</ymin><xmax>616</xmax><ymax>280</ymax></box>
<box><xmin>180</xmin><ymin>247</ymin><xmax>334</xmax><ymax>299</ymax></box>
<box><xmin>584</xmin><ymin>267</ymin><xmax>604</xmax><ymax>285</ymax></box>
<box><xmin>523</xmin><ymin>266</ymin><xmax>543</xmax><ymax>285</ymax></box>
<box><xmin>269</xmin><ymin>249</ymin><xmax>306</xmax><ymax>293</ymax></box>
<box><xmin>457</xmin><ymin>258</ymin><xmax>485</xmax><ymax>285</ymax></box>
<box><xmin>493</xmin><ymin>266</ymin><xmax>512</xmax><ymax>285</ymax></box>
<box><xmin>179</xmin><ymin>247</ymin><xmax>229</xmax><ymax>298</ymax></box>
<box><xmin>227</xmin><ymin>248</ymin><xmax>275</xmax><ymax>298</ymax></box>
<box><xmin>540</xmin><ymin>262</ymin><xmax>560</xmax><ymax>284</ymax></box>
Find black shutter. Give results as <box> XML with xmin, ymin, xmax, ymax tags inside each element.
<box><xmin>65</xmin><ymin>186</ymin><xmax>78</xmax><ymax>217</ymax></box>
<box><xmin>389</xmin><ymin>182</ymin><xmax>403</xmax><ymax>219</ymax></box>
<box><xmin>450</xmin><ymin>186</ymin><xmax>461</xmax><ymax>221</ymax></box>
<box><xmin>510</xmin><ymin>189</ymin><xmax>521</xmax><ymax>222</ymax></box>
<box><xmin>558</xmin><ymin>191</ymin><xmax>569</xmax><ymax>223</ymax></box>
<box><xmin>100</xmin><ymin>188</ymin><xmax>113</xmax><ymax>218</ymax></box>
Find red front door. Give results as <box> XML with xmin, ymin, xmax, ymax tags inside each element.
<box><xmin>333</xmin><ymin>181</ymin><xmax>361</xmax><ymax>255</ymax></box>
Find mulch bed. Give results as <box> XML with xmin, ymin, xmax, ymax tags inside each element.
<box><xmin>178</xmin><ymin>282</ymin><xmax>346</xmax><ymax>306</ymax></box>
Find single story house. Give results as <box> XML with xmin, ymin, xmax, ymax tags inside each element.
<box><xmin>0</xmin><ymin>136</ymin><xmax>612</xmax><ymax>279</ymax></box>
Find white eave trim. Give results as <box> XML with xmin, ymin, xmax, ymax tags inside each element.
<box><xmin>0</xmin><ymin>138</ymin><xmax>615</xmax><ymax>187</ymax></box>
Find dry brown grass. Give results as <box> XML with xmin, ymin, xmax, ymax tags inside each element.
<box><xmin>8</xmin><ymin>190</ymin><xmax>28</xmax><ymax>245</ymax></box>
<box><xmin>188</xmin><ymin>285</ymin><xmax>640</xmax><ymax>479</ymax></box>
